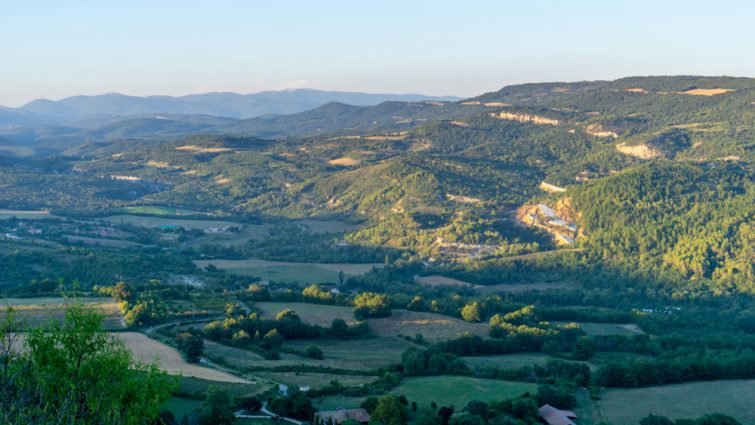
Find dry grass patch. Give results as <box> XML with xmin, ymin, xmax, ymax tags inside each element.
<box><xmin>624</xmin><ymin>88</ymin><xmax>648</xmax><ymax>93</ymax></box>
<box><xmin>0</xmin><ymin>297</ymin><xmax>124</xmax><ymax>329</ymax></box>
<box><xmin>176</xmin><ymin>145</ymin><xmax>233</xmax><ymax>153</ymax></box>
<box><xmin>329</xmin><ymin>157</ymin><xmax>361</xmax><ymax>166</ymax></box>
<box><xmin>679</xmin><ymin>88</ymin><xmax>733</xmax><ymax>96</ymax></box>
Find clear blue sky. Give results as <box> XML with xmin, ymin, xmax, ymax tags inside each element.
<box><xmin>1</xmin><ymin>0</ymin><xmax>753</xmax><ymax>106</ymax></box>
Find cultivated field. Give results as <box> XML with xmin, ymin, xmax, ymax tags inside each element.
<box><xmin>475</xmin><ymin>281</ymin><xmax>581</xmax><ymax>295</ymax></box>
<box><xmin>389</xmin><ymin>376</ymin><xmax>537</xmax><ymax>408</ymax></box>
<box><xmin>0</xmin><ymin>297</ymin><xmax>124</xmax><ymax>329</ymax></box>
<box><xmin>368</xmin><ymin>310</ymin><xmax>489</xmax><ymax>340</ymax></box>
<box><xmin>102</xmin><ymin>215</ymin><xmax>240</xmax><ymax>230</ymax></box>
<box><xmin>415</xmin><ymin>275</ymin><xmax>474</xmax><ymax>288</ymax></box>
<box><xmin>284</xmin><ymin>336</ymin><xmax>421</xmax><ymax>370</ymax></box>
<box><xmin>462</xmin><ymin>353</ymin><xmax>557</xmax><ymax>371</ymax></box>
<box><xmin>577</xmin><ymin>380</ymin><xmax>755</xmax><ymax>425</ymax></box>
<box><xmin>193</xmin><ymin>259</ymin><xmax>380</xmax><ymax>283</ymax></box>
<box><xmin>119</xmin><ymin>206</ymin><xmax>206</xmax><ymax>216</ymax></box>
<box><xmin>118</xmin><ymin>333</ymin><xmax>250</xmax><ymax>383</ymax></box>
<box><xmin>63</xmin><ymin>234</ymin><xmax>143</xmax><ymax>248</ymax></box>
<box><xmin>0</xmin><ymin>209</ymin><xmax>58</xmax><ymax>220</ymax></box>
<box><xmin>254</xmin><ymin>302</ymin><xmax>356</xmax><ymax>326</ymax></box>
<box><xmin>296</xmin><ymin>219</ymin><xmax>363</xmax><ymax>234</ymax></box>
<box><xmin>252</xmin><ymin>371</ymin><xmax>375</xmax><ymax>389</ymax></box>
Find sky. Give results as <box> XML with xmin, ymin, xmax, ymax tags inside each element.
<box><xmin>1</xmin><ymin>0</ymin><xmax>754</xmax><ymax>106</ymax></box>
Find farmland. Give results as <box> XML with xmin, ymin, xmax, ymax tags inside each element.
<box><xmin>576</xmin><ymin>380</ymin><xmax>755</xmax><ymax>425</ymax></box>
<box><xmin>194</xmin><ymin>260</ymin><xmax>380</xmax><ymax>283</ymax></box>
<box><xmin>367</xmin><ymin>309</ymin><xmax>489</xmax><ymax>340</ymax></box>
<box><xmin>117</xmin><ymin>332</ymin><xmax>251</xmax><ymax>383</ymax></box>
<box><xmin>389</xmin><ymin>376</ymin><xmax>537</xmax><ymax>408</ymax></box>
<box><xmin>461</xmin><ymin>353</ymin><xmax>557</xmax><ymax>371</ymax></box>
<box><xmin>101</xmin><ymin>214</ymin><xmax>241</xmax><ymax>230</ymax></box>
<box><xmin>0</xmin><ymin>297</ymin><xmax>124</xmax><ymax>329</ymax></box>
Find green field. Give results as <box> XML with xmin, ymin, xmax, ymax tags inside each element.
<box><xmin>252</xmin><ymin>370</ymin><xmax>376</xmax><ymax>389</ymax></box>
<box><xmin>390</xmin><ymin>376</ymin><xmax>537</xmax><ymax>408</ymax></box>
<box><xmin>0</xmin><ymin>297</ymin><xmax>124</xmax><ymax>329</ymax></box>
<box><xmin>193</xmin><ymin>259</ymin><xmax>380</xmax><ymax>284</ymax></box>
<box><xmin>313</xmin><ymin>394</ymin><xmax>366</xmax><ymax>411</ymax></box>
<box><xmin>63</xmin><ymin>234</ymin><xmax>144</xmax><ymax>248</ymax></box>
<box><xmin>576</xmin><ymin>380</ymin><xmax>755</xmax><ymax>425</ymax></box>
<box><xmin>284</xmin><ymin>337</ymin><xmax>420</xmax><ymax>370</ymax></box>
<box><xmin>462</xmin><ymin>353</ymin><xmax>557</xmax><ymax>371</ymax></box>
<box><xmin>475</xmin><ymin>281</ymin><xmax>581</xmax><ymax>295</ymax></box>
<box><xmin>120</xmin><ymin>206</ymin><xmax>207</xmax><ymax>216</ymax></box>
<box><xmin>254</xmin><ymin>302</ymin><xmax>356</xmax><ymax>326</ymax></box>
<box><xmin>102</xmin><ymin>214</ymin><xmax>240</xmax><ymax>230</ymax></box>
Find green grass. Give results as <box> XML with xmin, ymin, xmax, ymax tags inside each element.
<box><xmin>462</xmin><ymin>353</ymin><xmax>556</xmax><ymax>370</ymax></box>
<box><xmin>177</xmin><ymin>376</ymin><xmax>270</xmax><ymax>399</ymax></box>
<box><xmin>296</xmin><ymin>219</ymin><xmax>362</xmax><ymax>234</ymax></box>
<box><xmin>313</xmin><ymin>394</ymin><xmax>366</xmax><ymax>411</ymax></box>
<box><xmin>120</xmin><ymin>205</ymin><xmax>206</xmax><ymax>216</ymax></box>
<box><xmin>475</xmin><ymin>281</ymin><xmax>581</xmax><ymax>295</ymax></box>
<box><xmin>193</xmin><ymin>260</ymin><xmax>380</xmax><ymax>284</ymax></box>
<box><xmin>390</xmin><ymin>376</ymin><xmax>537</xmax><ymax>408</ymax></box>
<box><xmin>255</xmin><ymin>302</ymin><xmax>356</xmax><ymax>327</ymax></box>
<box><xmin>63</xmin><ymin>234</ymin><xmax>143</xmax><ymax>248</ymax></box>
<box><xmin>589</xmin><ymin>351</ymin><xmax>655</xmax><ymax>368</ymax></box>
<box><xmin>251</xmin><ymin>371</ymin><xmax>376</xmax><ymax>389</ymax></box>
<box><xmin>102</xmin><ymin>214</ymin><xmax>240</xmax><ymax>230</ymax></box>
<box><xmin>583</xmin><ymin>380</ymin><xmax>755</xmax><ymax>425</ymax></box>
<box><xmin>183</xmin><ymin>224</ymin><xmax>271</xmax><ymax>247</ymax></box>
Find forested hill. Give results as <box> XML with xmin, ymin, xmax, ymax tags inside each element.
<box><xmin>0</xmin><ymin>76</ymin><xmax>752</xmax><ymax>294</ymax></box>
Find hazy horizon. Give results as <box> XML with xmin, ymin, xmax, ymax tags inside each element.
<box><xmin>2</xmin><ymin>0</ymin><xmax>754</xmax><ymax>107</ymax></box>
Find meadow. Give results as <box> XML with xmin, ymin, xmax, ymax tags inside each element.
<box><xmin>576</xmin><ymin>380</ymin><xmax>755</xmax><ymax>425</ymax></box>
<box><xmin>389</xmin><ymin>376</ymin><xmax>537</xmax><ymax>408</ymax></box>
<box><xmin>461</xmin><ymin>353</ymin><xmax>557</xmax><ymax>371</ymax></box>
<box><xmin>254</xmin><ymin>302</ymin><xmax>356</xmax><ymax>326</ymax></box>
<box><xmin>102</xmin><ymin>214</ymin><xmax>241</xmax><ymax>230</ymax></box>
<box><xmin>193</xmin><ymin>259</ymin><xmax>380</xmax><ymax>283</ymax></box>
<box><xmin>0</xmin><ymin>209</ymin><xmax>58</xmax><ymax>220</ymax></box>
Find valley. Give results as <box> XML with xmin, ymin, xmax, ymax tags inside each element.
<box><xmin>0</xmin><ymin>76</ymin><xmax>752</xmax><ymax>425</ymax></box>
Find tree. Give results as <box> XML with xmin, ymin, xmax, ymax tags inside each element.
<box><xmin>370</xmin><ymin>396</ymin><xmax>408</xmax><ymax>425</ymax></box>
<box><xmin>200</xmin><ymin>387</ymin><xmax>236</xmax><ymax>425</ymax></box>
<box><xmin>176</xmin><ymin>328</ymin><xmax>204</xmax><ymax>363</ymax></box>
<box><xmin>572</xmin><ymin>336</ymin><xmax>595</xmax><ymax>360</ymax></box>
<box><xmin>276</xmin><ymin>309</ymin><xmax>301</xmax><ymax>321</ymax></box>
<box><xmin>239</xmin><ymin>396</ymin><xmax>262</xmax><ymax>413</ymax></box>
<box><xmin>305</xmin><ymin>344</ymin><xmax>324</xmax><ymax>359</ymax></box>
<box><xmin>330</xmin><ymin>318</ymin><xmax>350</xmax><ymax>338</ymax></box>
<box><xmin>437</xmin><ymin>406</ymin><xmax>455</xmax><ymax>425</ymax></box>
<box><xmin>461</xmin><ymin>302</ymin><xmax>482</xmax><ymax>323</ymax></box>
<box><xmin>263</xmin><ymin>328</ymin><xmax>283</xmax><ymax>349</ymax></box>
<box><xmin>354</xmin><ymin>292</ymin><xmax>391</xmax><ymax>319</ymax></box>
<box><xmin>0</xmin><ymin>301</ymin><xmax>176</xmax><ymax>424</ymax></box>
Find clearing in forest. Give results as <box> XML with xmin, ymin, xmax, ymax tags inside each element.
<box><xmin>329</xmin><ymin>157</ymin><xmax>361</xmax><ymax>166</ymax></box>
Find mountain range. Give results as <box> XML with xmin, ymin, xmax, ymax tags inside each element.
<box><xmin>3</xmin><ymin>89</ymin><xmax>461</xmax><ymax>122</ymax></box>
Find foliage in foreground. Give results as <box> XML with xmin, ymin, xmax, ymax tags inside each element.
<box><xmin>0</xmin><ymin>302</ymin><xmax>176</xmax><ymax>425</ymax></box>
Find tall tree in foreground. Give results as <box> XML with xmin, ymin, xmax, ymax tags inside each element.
<box><xmin>0</xmin><ymin>301</ymin><xmax>176</xmax><ymax>424</ymax></box>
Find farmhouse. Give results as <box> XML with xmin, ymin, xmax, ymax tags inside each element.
<box><xmin>538</xmin><ymin>404</ymin><xmax>577</xmax><ymax>425</ymax></box>
<box><xmin>314</xmin><ymin>408</ymin><xmax>370</xmax><ymax>425</ymax></box>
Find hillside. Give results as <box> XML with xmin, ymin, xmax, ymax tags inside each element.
<box><xmin>0</xmin><ymin>76</ymin><xmax>752</xmax><ymax>294</ymax></box>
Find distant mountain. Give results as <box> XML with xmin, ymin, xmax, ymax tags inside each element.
<box><xmin>15</xmin><ymin>89</ymin><xmax>461</xmax><ymax>120</ymax></box>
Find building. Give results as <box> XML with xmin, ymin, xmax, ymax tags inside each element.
<box><xmin>314</xmin><ymin>408</ymin><xmax>371</xmax><ymax>425</ymax></box>
<box><xmin>538</xmin><ymin>404</ymin><xmax>577</xmax><ymax>425</ymax></box>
